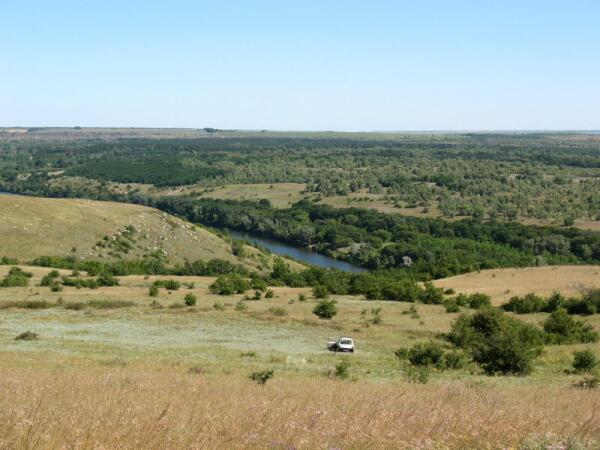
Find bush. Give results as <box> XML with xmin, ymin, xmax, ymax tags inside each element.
<box><xmin>466</xmin><ymin>293</ymin><xmax>491</xmax><ymax>309</ymax></box>
<box><xmin>149</xmin><ymin>285</ymin><xmax>159</xmax><ymax>297</ymax></box>
<box><xmin>334</xmin><ymin>360</ymin><xmax>350</xmax><ymax>379</ymax></box>
<box><xmin>1</xmin><ymin>267</ymin><xmax>33</xmax><ymax>287</ymax></box>
<box><xmin>502</xmin><ymin>293</ymin><xmax>547</xmax><ymax>314</ymax></box>
<box><xmin>15</xmin><ymin>330</ymin><xmax>39</xmax><ymax>341</ymax></box>
<box><xmin>419</xmin><ymin>282</ymin><xmax>444</xmax><ymax>304</ymax></box>
<box><xmin>249</xmin><ymin>370</ymin><xmax>273</xmax><ymax>385</ymax></box>
<box><xmin>448</xmin><ymin>307</ymin><xmax>544</xmax><ymax>375</ymax></box>
<box><xmin>397</xmin><ymin>341</ymin><xmax>468</xmax><ymax>370</ymax></box>
<box><xmin>543</xmin><ymin>308</ymin><xmax>599</xmax><ymax>344</ymax></box>
<box><xmin>443</xmin><ymin>299</ymin><xmax>460</xmax><ymax>313</ymax></box>
<box><xmin>50</xmin><ymin>281</ymin><xmax>63</xmax><ymax>292</ymax></box>
<box><xmin>184</xmin><ymin>293</ymin><xmax>197</xmax><ymax>306</ymax></box>
<box><xmin>313</xmin><ymin>298</ymin><xmax>338</xmax><ymax>320</ymax></box>
<box><xmin>40</xmin><ymin>270</ymin><xmax>60</xmax><ymax>286</ymax></box>
<box><xmin>298</xmin><ymin>293</ymin><xmax>306</xmax><ymax>302</ymax></box>
<box><xmin>209</xmin><ymin>274</ymin><xmax>250</xmax><ymax>295</ymax></box>
<box><xmin>252</xmin><ymin>290</ymin><xmax>262</xmax><ymax>300</ymax></box>
<box><xmin>265</xmin><ymin>289</ymin><xmax>274</xmax><ymax>299</ymax></box>
<box><xmin>153</xmin><ymin>279</ymin><xmax>180</xmax><ymax>290</ymax></box>
<box><xmin>572</xmin><ymin>350</ymin><xmax>598</xmax><ymax>373</ymax></box>
<box><xmin>313</xmin><ymin>284</ymin><xmax>329</xmax><ymax>299</ymax></box>
<box><xmin>97</xmin><ymin>273</ymin><xmax>119</xmax><ymax>287</ymax></box>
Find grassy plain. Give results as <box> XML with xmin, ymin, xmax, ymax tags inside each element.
<box><xmin>2</xmin><ymin>265</ymin><xmax>600</xmax><ymax>448</ymax></box>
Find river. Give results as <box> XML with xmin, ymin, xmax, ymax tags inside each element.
<box><xmin>229</xmin><ymin>231</ymin><xmax>366</xmax><ymax>273</ymax></box>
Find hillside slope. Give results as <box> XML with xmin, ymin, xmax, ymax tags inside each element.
<box><xmin>433</xmin><ymin>265</ymin><xmax>600</xmax><ymax>305</ymax></box>
<box><xmin>0</xmin><ymin>194</ymin><xmax>301</xmax><ymax>272</ymax></box>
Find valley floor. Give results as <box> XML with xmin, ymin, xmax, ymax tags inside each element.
<box><xmin>1</xmin><ymin>265</ymin><xmax>600</xmax><ymax>448</ymax></box>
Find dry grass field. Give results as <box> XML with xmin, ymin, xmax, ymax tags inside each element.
<box><xmin>2</xmin><ymin>265</ymin><xmax>600</xmax><ymax>447</ymax></box>
<box><xmin>434</xmin><ymin>265</ymin><xmax>600</xmax><ymax>305</ymax></box>
<box><xmin>0</xmin><ymin>194</ymin><xmax>301</xmax><ymax>273</ymax></box>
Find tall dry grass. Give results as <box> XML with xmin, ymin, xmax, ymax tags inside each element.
<box><xmin>1</xmin><ymin>367</ymin><xmax>599</xmax><ymax>449</ymax></box>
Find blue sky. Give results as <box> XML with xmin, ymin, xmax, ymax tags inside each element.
<box><xmin>1</xmin><ymin>1</ymin><xmax>599</xmax><ymax>130</ymax></box>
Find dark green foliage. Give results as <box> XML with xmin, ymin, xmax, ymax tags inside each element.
<box><xmin>502</xmin><ymin>293</ymin><xmax>548</xmax><ymax>314</ymax></box>
<box><xmin>184</xmin><ymin>293</ymin><xmax>197</xmax><ymax>306</ymax></box>
<box><xmin>448</xmin><ymin>307</ymin><xmax>544</xmax><ymax>375</ymax></box>
<box><xmin>1</xmin><ymin>267</ymin><xmax>33</xmax><ymax>287</ymax></box>
<box><xmin>15</xmin><ymin>330</ymin><xmax>39</xmax><ymax>341</ymax></box>
<box><xmin>264</xmin><ymin>289</ymin><xmax>274</xmax><ymax>299</ymax></box>
<box><xmin>149</xmin><ymin>285</ymin><xmax>159</xmax><ymax>297</ymax></box>
<box><xmin>153</xmin><ymin>279</ymin><xmax>180</xmax><ymax>290</ymax></box>
<box><xmin>572</xmin><ymin>350</ymin><xmax>598</xmax><ymax>373</ymax></box>
<box><xmin>252</xmin><ymin>290</ymin><xmax>262</xmax><ymax>300</ymax></box>
<box><xmin>443</xmin><ymin>299</ymin><xmax>461</xmax><ymax>313</ymax></box>
<box><xmin>61</xmin><ymin>277</ymin><xmax>99</xmax><ymax>289</ymax></box>
<box><xmin>312</xmin><ymin>298</ymin><xmax>338</xmax><ymax>319</ymax></box>
<box><xmin>313</xmin><ymin>284</ymin><xmax>329</xmax><ymax>299</ymax></box>
<box><xmin>40</xmin><ymin>270</ymin><xmax>60</xmax><ymax>286</ymax></box>
<box><xmin>396</xmin><ymin>341</ymin><xmax>468</xmax><ymax>370</ymax></box>
<box><xmin>249</xmin><ymin>369</ymin><xmax>274</xmax><ymax>385</ymax></box>
<box><xmin>543</xmin><ymin>309</ymin><xmax>599</xmax><ymax>344</ymax></box>
<box><xmin>209</xmin><ymin>274</ymin><xmax>250</xmax><ymax>295</ymax></box>
<box><xmin>97</xmin><ymin>273</ymin><xmax>119</xmax><ymax>287</ymax></box>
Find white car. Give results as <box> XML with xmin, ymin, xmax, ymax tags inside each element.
<box><xmin>327</xmin><ymin>337</ymin><xmax>355</xmax><ymax>353</ymax></box>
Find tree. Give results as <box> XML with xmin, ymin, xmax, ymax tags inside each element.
<box><xmin>448</xmin><ymin>307</ymin><xmax>544</xmax><ymax>375</ymax></box>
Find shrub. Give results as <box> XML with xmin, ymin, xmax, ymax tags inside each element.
<box><xmin>443</xmin><ymin>299</ymin><xmax>460</xmax><ymax>313</ymax></box>
<box><xmin>397</xmin><ymin>341</ymin><xmax>468</xmax><ymax>370</ymax></box>
<box><xmin>97</xmin><ymin>273</ymin><xmax>119</xmax><ymax>287</ymax></box>
<box><xmin>313</xmin><ymin>284</ymin><xmax>329</xmax><ymax>299</ymax></box>
<box><xmin>572</xmin><ymin>350</ymin><xmax>598</xmax><ymax>373</ymax></box>
<box><xmin>466</xmin><ymin>293</ymin><xmax>491</xmax><ymax>309</ymax></box>
<box><xmin>184</xmin><ymin>293</ymin><xmax>197</xmax><ymax>306</ymax></box>
<box><xmin>543</xmin><ymin>308</ymin><xmax>599</xmax><ymax>344</ymax></box>
<box><xmin>1</xmin><ymin>267</ymin><xmax>33</xmax><ymax>287</ymax></box>
<box><xmin>87</xmin><ymin>300</ymin><xmax>135</xmax><ymax>309</ymax></box>
<box><xmin>448</xmin><ymin>307</ymin><xmax>544</xmax><ymax>375</ymax></box>
<box><xmin>249</xmin><ymin>370</ymin><xmax>273</xmax><ymax>385</ymax></box>
<box><xmin>334</xmin><ymin>360</ymin><xmax>350</xmax><ymax>379</ymax></box>
<box><xmin>265</xmin><ymin>289</ymin><xmax>274</xmax><ymax>299</ymax></box>
<box><xmin>298</xmin><ymin>293</ymin><xmax>306</xmax><ymax>302</ymax></box>
<box><xmin>15</xmin><ymin>330</ymin><xmax>39</xmax><ymax>341</ymax></box>
<box><xmin>40</xmin><ymin>270</ymin><xmax>60</xmax><ymax>286</ymax></box>
<box><xmin>502</xmin><ymin>293</ymin><xmax>547</xmax><ymax>314</ymax></box>
<box><xmin>407</xmin><ymin>341</ymin><xmax>444</xmax><ymax>367</ymax></box>
<box><xmin>50</xmin><ymin>281</ymin><xmax>63</xmax><ymax>292</ymax></box>
<box><xmin>312</xmin><ymin>298</ymin><xmax>338</xmax><ymax>320</ymax></box>
<box><xmin>419</xmin><ymin>282</ymin><xmax>444</xmax><ymax>305</ymax></box>
<box><xmin>153</xmin><ymin>279</ymin><xmax>180</xmax><ymax>290</ymax></box>
<box><xmin>404</xmin><ymin>366</ymin><xmax>430</xmax><ymax>384</ymax></box>
<box><xmin>209</xmin><ymin>274</ymin><xmax>249</xmax><ymax>295</ymax></box>
<box><xmin>253</xmin><ymin>290</ymin><xmax>262</xmax><ymax>300</ymax></box>
<box><xmin>149</xmin><ymin>285</ymin><xmax>159</xmax><ymax>297</ymax></box>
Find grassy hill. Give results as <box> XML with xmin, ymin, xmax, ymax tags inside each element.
<box><xmin>0</xmin><ymin>194</ymin><xmax>302</xmax><ymax>272</ymax></box>
<box><xmin>433</xmin><ymin>265</ymin><xmax>600</xmax><ymax>305</ymax></box>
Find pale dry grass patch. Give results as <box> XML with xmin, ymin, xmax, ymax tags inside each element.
<box><xmin>0</xmin><ymin>367</ymin><xmax>599</xmax><ymax>449</ymax></box>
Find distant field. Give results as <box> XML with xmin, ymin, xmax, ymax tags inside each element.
<box><xmin>0</xmin><ymin>195</ymin><xmax>301</xmax><ymax>273</ymax></box>
<box><xmin>434</xmin><ymin>265</ymin><xmax>600</xmax><ymax>305</ymax></box>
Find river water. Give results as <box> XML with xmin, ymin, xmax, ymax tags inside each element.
<box><xmin>229</xmin><ymin>231</ymin><xmax>366</xmax><ymax>273</ymax></box>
